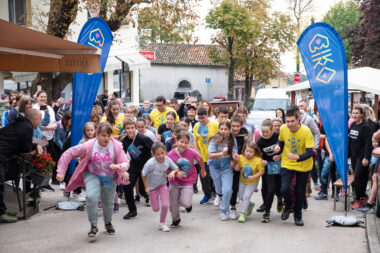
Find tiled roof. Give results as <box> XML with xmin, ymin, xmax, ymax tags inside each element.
<box><xmin>140</xmin><ymin>43</ymin><xmax>225</xmax><ymax>67</ymax></box>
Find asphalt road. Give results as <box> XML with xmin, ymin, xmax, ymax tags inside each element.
<box><xmin>0</xmin><ymin>183</ymin><xmax>367</xmax><ymax>253</ymax></box>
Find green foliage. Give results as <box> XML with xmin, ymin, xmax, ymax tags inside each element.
<box><xmin>138</xmin><ymin>0</ymin><xmax>199</xmax><ymax>44</ymax></box>
<box><xmin>322</xmin><ymin>0</ymin><xmax>361</xmax><ymax>64</ymax></box>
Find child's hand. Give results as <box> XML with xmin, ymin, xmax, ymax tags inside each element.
<box><xmin>110</xmin><ymin>164</ymin><xmax>120</xmax><ymax>171</ymax></box>
<box><xmin>222</xmin><ymin>147</ymin><xmax>228</xmax><ymax>156</ymax></box>
<box><xmin>273</xmin><ymin>155</ymin><xmax>281</xmax><ymax>162</ymax></box>
<box><xmin>122</xmin><ymin>171</ymin><xmax>129</xmax><ymax>181</ymax></box>
<box><xmin>232</xmin><ymin>153</ymin><xmax>240</xmax><ymax>161</ymax></box>
<box><xmin>287</xmin><ymin>153</ymin><xmax>299</xmax><ymax>160</ymax></box>
<box><xmin>168</xmin><ymin>171</ymin><xmax>176</xmax><ymax>180</ymax></box>
<box><xmin>200</xmin><ymin>169</ymin><xmax>206</xmax><ymax>178</ymax></box>
<box><xmin>247</xmin><ymin>175</ymin><xmax>255</xmax><ymax>181</ymax></box>
<box><xmin>56</xmin><ymin>174</ymin><xmax>64</xmax><ymax>182</ymax></box>
<box><xmin>145</xmin><ymin>187</ymin><xmax>150</xmax><ymax>195</ymax></box>
<box><xmin>273</xmin><ymin>145</ymin><xmax>281</xmax><ymax>153</ymax></box>
<box><xmin>177</xmin><ymin>171</ymin><xmax>186</xmax><ymax>178</ymax></box>
<box><xmin>262</xmin><ymin>160</ymin><xmax>267</xmax><ymax>167</ymax></box>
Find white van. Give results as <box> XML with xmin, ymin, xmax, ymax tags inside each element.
<box><xmin>248</xmin><ymin>88</ymin><xmax>290</xmax><ymax>129</ymax></box>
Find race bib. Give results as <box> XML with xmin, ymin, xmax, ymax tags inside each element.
<box><xmin>242</xmin><ymin>166</ymin><xmax>253</xmax><ymax>179</ymax></box>
<box><xmin>267</xmin><ymin>161</ymin><xmax>281</xmax><ymax>175</ymax></box>
<box><xmin>97</xmin><ymin>174</ymin><xmax>114</xmax><ymax>188</ymax></box>
<box><xmin>162</xmin><ymin>130</ymin><xmax>172</xmax><ymax>143</ymax></box>
<box><xmin>176</xmin><ymin>157</ymin><xmax>192</xmax><ymax>176</ymax></box>
<box><xmin>127</xmin><ymin>143</ymin><xmax>142</xmax><ymax>160</ymax></box>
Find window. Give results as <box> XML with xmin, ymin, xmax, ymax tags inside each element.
<box><xmin>8</xmin><ymin>0</ymin><xmax>26</xmax><ymax>25</ymax></box>
<box><xmin>178</xmin><ymin>80</ymin><xmax>191</xmax><ymax>89</ymax></box>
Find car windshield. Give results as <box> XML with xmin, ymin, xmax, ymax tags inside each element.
<box><xmin>252</xmin><ymin>99</ymin><xmax>289</xmax><ymax>111</ymax></box>
<box><xmin>174</xmin><ymin>92</ymin><xmax>186</xmax><ymax>100</ymax></box>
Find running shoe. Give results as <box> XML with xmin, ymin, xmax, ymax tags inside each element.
<box><xmin>200</xmin><ymin>195</ymin><xmax>212</xmax><ymax>205</ymax></box>
<box><xmin>246</xmin><ymin>202</ymin><xmax>255</xmax><ymax>216</ymax></box>
<box><xmin>105</xmin><ymin>223</ymin><xmax>115</xmax><ymax>235</ymax></box>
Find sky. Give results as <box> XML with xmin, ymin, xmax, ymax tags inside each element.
<box><xmin>194</xmin><ymin>0</ymin><xmax>346</xmax><ymax>74</ymax></box>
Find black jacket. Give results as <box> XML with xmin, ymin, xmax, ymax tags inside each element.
<box><xmin>349</xmin><ymin>120</ymin><xmax>372</xmax><ymax>160</ymax></box>
<box><xmin>122</xmin><ymin>133</ymin><xmax>153</xmax><ymax>171</ymax></box>
<box><xmin>0</xmin><ymin>116</ymin><xmax>36</xmax><ymax>162</ymax></box>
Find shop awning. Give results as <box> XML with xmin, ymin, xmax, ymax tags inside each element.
<box><xmin>0</xmin><ymin>19</ymin><xmax>101</xmax><ymax>73</ymax></box>
<box><xmin>116</xmin><ymin>52</ymin><xmax>150</xmax><ymax>71</ymax></box>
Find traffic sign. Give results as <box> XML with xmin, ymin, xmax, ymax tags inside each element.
<box><xmin>293</xmin><ymin>73</ymin><xmax>301</xmax><ymax>82</ymax></box>
<box><xmin>205</xmin><ymin>77</ymin><xmax>211</xmax><ymax>84</ymax></box>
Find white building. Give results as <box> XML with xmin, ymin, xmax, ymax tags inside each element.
<box><xmin>139</xmin><ymin>43</ymin><xmax>228</xmax><ymax>102</ymax></box>
<box><xmin>0</xmin><ymin>0</ymin><xmax>149</xmax><ymax>104</ymax></box>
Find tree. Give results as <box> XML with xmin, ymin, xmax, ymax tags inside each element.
<box><xmin>31</xmin><ymin>0</ymin><xmax>150</xmax><ymax>101</ymax></box>
<box><xmin>347</xmin><ymin>0</ymin><xmax>380</xmax><ymax>68</ymax></box>
<box><xmin>322</xmin><ymin>0</ymin><xmax>361</xmax><ymax>65</ymax></box>
<box><xmin>137</xmin><ymin>0</ymin><xmax>199</xmax><ymax>45</ymax></box>
<box><xmin>206</xmin><ymin>0</ymin><xmax>254</xmax><ymax>100</ymax></box>
<box><xmin>288</xmin><ymin>0</ymin><xmax>313</xmax><ymax>72</ymax></box>
<box><xmin>236</xmin><ymin>1</ymin><xmax>295</xmax><ymax>103</ymax></box>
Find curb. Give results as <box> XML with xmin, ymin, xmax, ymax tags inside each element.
<box><xmin>366</xmin><ymin>213</ymin><xmax>380</xmax><ymax>253</ymax></box>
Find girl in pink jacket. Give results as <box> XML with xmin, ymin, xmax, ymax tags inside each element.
<box><xmin>56</xmin><ymin>122</ymin><xmax>129</xmax><ymax>240</ymax></box>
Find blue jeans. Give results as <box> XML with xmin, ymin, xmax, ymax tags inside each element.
<box><xmin>209</xmin><ymin>165</ymin><xmax>233</xmax><ymax>212</ymax></box>
<box><xmin>320</xmin><ymin>158</ymin><xmax>340</xmax><ymax>194</ymax></box>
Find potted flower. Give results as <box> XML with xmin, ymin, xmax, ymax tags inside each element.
<box><xmin>30</xmin><ymin>152</ymin><xmax>55</xmax><ymax>187</ymax></box>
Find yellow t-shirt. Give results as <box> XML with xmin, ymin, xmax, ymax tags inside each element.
<box><xmin>278</xmin><ymin>124</ymin><xmax>314</xmax><ymax>172</ymax></box>
<box><xmin>100</xmin><ymin>113</ymin><xmax>125</xmax><ymax>137</ymax></box>
<box><xmin>150</xmin><ymin>107</ymin><xmax>179</xmax><ymax>130</ymax></box>
<box><xmin>237</xmin><ymin>155</ymin><xmax>264</xmax><ymax>184</ymax></box>
<box><xmin>193</xmin><ymin>120</ymin><xmax>219</xmax><ymax>162</ymax></box>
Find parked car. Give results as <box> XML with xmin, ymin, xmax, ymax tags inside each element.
<box><xmin>173</xmin><ymin>89</ymin><xmax>202</xmax><ymax>103</ymax></box>
<box><xmin>212</xmin><ymin>95</ymin><xmax>227</xmax><ymax>102</ymax></box>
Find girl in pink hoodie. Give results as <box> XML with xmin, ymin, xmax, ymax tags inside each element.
<box><xmin>56</xmin><ymin>122</ymin><xmax>129</xmax><ymax>240</ymax></box>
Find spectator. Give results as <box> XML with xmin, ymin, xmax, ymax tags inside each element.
<box><xmin>100</xmin><ymin>89</ymin><xmax>109</xmax><ymax>108</ymax></box>
<box><xmin>200</xmin><ymin>100</ymin><xmax>216</xmax><ymax>120</ymax></box>
<box><xmin>138</xmin><ymin>99</ymin><xmax>153</xmax><ymax>116</ymax></box>
<box><xmin>276</xmin><ymin>108</ymin><xmax>286</xmax><ymax>123</ymax></box>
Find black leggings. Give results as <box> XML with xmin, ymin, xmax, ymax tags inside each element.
<box><xmin>352</xmin><ymin>157</ymin><xmax>369</xmax><ymax>200</ymax></box>
<box><xmin>0</xmin><ymin>161</ymin><xmax>6</xmax><ymax>215</ymax></box>
<box><xmin>265</xmin><ymin>173</ymin><xmax>281</xmax><ymax>212</ymax></box>
<box><xmin>122</xmin><ymin>167</ymin><xmax>140</xmax><ymax>213</ymax></box>
<box><xmin>230</xmin><ymin>170</ymin><xmax>240</xmax><ymax>206</ymax></box>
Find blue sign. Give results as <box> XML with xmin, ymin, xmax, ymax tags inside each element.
<box><xmin>70</xmin><ymin>17</ymin><xmax>113</xmax><ymax>174</ymax></box>
<box><xmin>297</xmin><ymin>22</ymin><xmax>348</xmax><ymax>189</ymax></box>
<box><xmin>205</xmin><ymin>77</ymin><xmax>211</xmax><ymax>83</ymax></box>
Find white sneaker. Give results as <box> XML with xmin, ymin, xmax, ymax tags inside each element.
<box><xmin>59</xmin><ymin>182</ymin><xmax>66</xmax><ymax>191</ymax></box>
<box><xmin>229</xmin><ymin>209</ymin><xmax>237</xmax><ymax>220</ymax></box>
<box><xmin>76</xmin><ymin>193</ymin><xmax>86</xmax><ymax>202</ymax></box>
<box><xmin>159</xmin><ymin>224</ymin><xmax>170</xmax><ymax>232</ymax></box>
<box><xmin>180</xmin><ymin>207</ymin><xmax>186</xmax><ymax>213</ymax></box>
<box><xmin>214</xmin><ymin>196</ymin><xmax>221</xmax><ymax>207</ymax></box>
<box><xmin>220</xmin><ymin>210</ymin><xmax>228</xmax><ymax>221</ymax></box>
<box><xmin>117</xmin><ymin>198</ymin><xmax>122</xmax><ymax>205</ymax></box>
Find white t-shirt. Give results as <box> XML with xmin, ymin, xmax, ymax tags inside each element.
<box><xmin>143</xmin><ymin>129</ymin><xmax>156</xmax><ymax>143</ymax></box>
<box><xmin>33</xmin><ymin>104</ymin><xmax>56</xmax><ymax>140</ymax></box>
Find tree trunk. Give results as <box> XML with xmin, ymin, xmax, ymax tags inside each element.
<box><xmin>227</xmin><ymin>37</ymin><xmax>234</xmax><ymax>100</ymax></box>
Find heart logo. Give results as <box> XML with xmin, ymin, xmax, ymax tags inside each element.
<box><xmin>316</xmin><ymin>39</ymin><xmax>321</xmax><ymax>45</ymax></box>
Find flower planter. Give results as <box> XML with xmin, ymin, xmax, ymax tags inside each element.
<box><xmin>32</xmin><ymin>172</ymin><xmax>50</xmax><ymax>187</ymax></box>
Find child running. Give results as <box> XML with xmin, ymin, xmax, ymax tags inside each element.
<box><xmin>142</xmin><ymin>142</ymin><xmax>179</xmax><ymax>232</ymax></box>
<box><xmin>167</xmin><ymin>131</ymin><xmax>206</xmax><ymax>227</ymax></box>
<box><xmin>208</xmin><ymin>120</ymin><xmax>239</xmax><ymax>220</ymax></box>
<box><xmin>234</xmin><ymin>141</ymin><xmax>264</xmax><ymax>223</ymax></box>
<box><xmin>56</xmin><ymin>122</ymin><xmax>129</xmax><ymax>239</ymax></box>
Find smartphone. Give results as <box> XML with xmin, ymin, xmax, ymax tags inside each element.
<box><xmin>60</xmin><ymin>92</ymin><xmax>65</xmax><ymax>99</ymax></box>
<box><xmin>40</xmin><ymin>105</ymin><xmax>47</xmax><ymax>110</ymax></box>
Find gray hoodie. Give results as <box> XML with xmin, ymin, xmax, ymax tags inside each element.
<box><xmin>300</xmin><ymin>110</ymin><xmax>320</xmax><ymax>149</ymax></box>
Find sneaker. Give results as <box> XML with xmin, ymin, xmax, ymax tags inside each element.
<box><xmin>294</xmin><ymin>214</ymin><xmax>304</xmax><ymax>226</ymax></box>
<box><xmin>123</xmin><ymin>211</ymin><xmax>137</xmax><ymax>220</ymax></box>
<box><xmin>51</xmin><ymin>180</ymin><xmax>60</xmax><ymax>185</ymax></box>
<box><xmin>359</xmin><ymin>198</ymin><xmax>367</xmax><ymax>208</ymax></box>
<box><xmin>193</xmin><ymin>186</ymin><xmax>198</xmax><ymax>194</ymax></box>
<box><xmin>262</xmin><ymin>212</ymin><xmax>270</xmax><ymax>223</ymax></box>
<box><xmin>200</xmin><ymin>195</ymin><xmax>212</xmax><ymax>205</ymax></box>
<box><xmin>229</xmin><ymin>209</ymin><xmax>237</xmax><ymax>220</ymax></box>
<box><xmin>88</xmin><ymin>226</ymin><xmax>98</xmax><ymax>237</ymax></box>
<box><xmin>277</xmin><ymin>201</ymin><xmax>284</xmax><ymax>213</ymax></box>
<box><xmin>352</xmin><ymin>200</ymin><xmax>361</xmax><ymax>209</ymax></box>
<box><xmin>214</xmin><ymin>195</ymin><xmax>221</xmax><ymax>207</ymax></box>
<box><xmin>118</xmin><ymin>198</ymin><xmax>122</xmax><ymax>205</ymax></box>
<box><xmin>180</xmin><ymin>207</ymin><xmax>186</xmax><ymax>212</ymax></box>
<box><xmin>63</xmin><ymin>191</ymin><xmax>70</xmax><ymax>198</ymax></box>
<box><xmin>281</xmin><ymin>206</ymin><xmax>291</xmax><ymax>220</ymax></box>
<box><xmin>314</xmin><ymin>184</ymin><xmax>321</xmax><ymax>191</ymax></box>
<box><xmin>246</xmin><ymin>202</ymin><xmax>255</xmax><ymax>216</ymax></box>
<box><xmin>76</xmin><ymin>193</ymin><xmax>86</xmax><ymax>202</ymax></box>
<box><xmin>303</xmin><ymin>198</ymin><xmax>308</xmax><ymax>209</ymax></box>
<box><xmin>5</xmin><ymin>209</ymin><xmax>17</xmax><ymax>217</ymax></box>
<box><xmin>42</xmin><ymin>185</ymin><xmax>55</xmax><ymax>192</ymax></box>
<box><xmin>219</xmin><ymin>210</ymin><xmax>228</xmax><ymax>221</ymax></box>
<box><xmin>314</xmin><ymin>194</ymin><xmax>328</xmax><ymax>200</ymax></box>
<box><xmin>135</xmin><ymin>195</ymin><xmax>140</xmax><ymax>202</ymax></box>
<box><xmin>0</xmin><ymin>213</ymin><xmax>18</xmax><ymax>223</ymax></box>
<box><xmin>238</xmin><ymin>213</ymin><xmax>246</xmax><ymax>223</ymax></box>
<box><xmin>256</xmin><ymin>203</ymin><xmax>265</xmax><ymax>213</ymax></box>
<box><xmin>313</xmin><ymin>182</ymin><xmax>319</xmax><ymax>188</ymax></box>
<box><xmin>185</xmin><ymin>206</ymin><xmax>192</xmax><ymax>213</ymax></box>
<box><xmin>105</xmin><ymin>223</ymin><xmax>115</xmax><ymax>235</ymax></box>
<box><xmin>114</xmin><ymin>203</ymin><xmax>119</xmax><ymax>213</ymax></box>
<box><xmin>354</xmin><ymin>203</ymin><xmax>375</xmax><ymax>214</ymax></box>
<box><xmin>170</xmin><ymin>219</ymin><xmax>181</xmax><ymax>228</ymax></box>
<box><xmin>59</xmin><ymin>182</ymin><xmax>66</xmax><ymax>191</ymax></box>
<box><xmin>98</xmin><ymin>202</ymin><xmax>102</xmax><ymax>210</ymax></box>
<box><xmin>145</xmin><ymin>197</ymin><xmax>150</xmax><ymax>207</ymax></box>
<box><xmin>159</xmin><ymin>223</ymin><xmax>170</xmax><ymax>232</ymax></box>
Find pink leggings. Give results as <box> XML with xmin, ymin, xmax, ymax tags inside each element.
<box><xmin>150</xmin><ymin>184</ymin><xmax>169</xmax><ymax>224</ymax></box>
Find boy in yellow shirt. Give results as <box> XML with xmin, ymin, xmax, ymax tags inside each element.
<box><xmin>193</xmin><ymin>107</ymin><xmax>219</xmax><ymax>204</ymax></box>
<box><xmin>150</xmin><ymin>96</ymin><xmax>178</xmax><ymax>130</ymax></box>
<box><xmin>274</xmin><ymin>106</ymin><xmax>314</xmax><ymax>226</ymax></box>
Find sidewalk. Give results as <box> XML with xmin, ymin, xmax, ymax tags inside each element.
<box><xmin>367</xmin><ymin>213</ymin><xmax>380</xmax><ymax>253</ymax></box>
